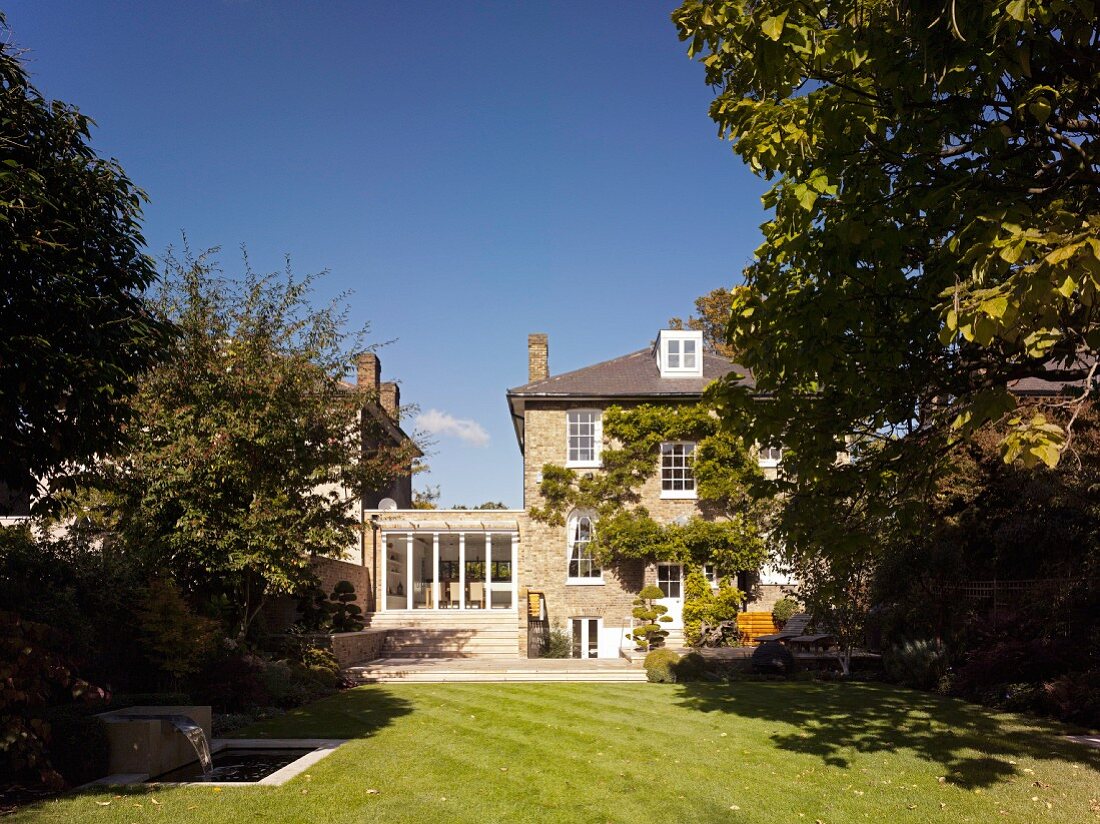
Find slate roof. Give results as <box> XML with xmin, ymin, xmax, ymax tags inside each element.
<box><xmin>508</xmin><ymin>348</ymin><xmax>753</xmax><ymax>399</ymax></box>
<box><xmin>506</xmin><ymin>346</ymin><xmax>753</xmax><ymax>453</ymax></box>
<box><xmin>1008</xmin><ymin>354</ymin><xmax>1097</xmax><ymax>397</ymax></box>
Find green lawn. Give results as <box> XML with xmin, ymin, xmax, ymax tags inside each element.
<box><xmin>15</xmin><ymin>682</ymin><xmax>1100</xmax><ymax>823</ymax></box>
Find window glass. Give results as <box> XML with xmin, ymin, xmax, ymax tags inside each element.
<box><xmin>660</xmin><ymin>442</ymin><xmax>696</xmax><ymax>494</ymax></box>
<box><xmin>667</xmin><ymin>338</ymin><xmax>680</xmax><ymax>368</ymax></box>
<box><xmin>567</xmin><ymin>410</ymin><xmax>600</xmax><ymax>464</ymax></box>
<box><xmin>568</xmin><ymin>513</ymin><xmax>601</xmax><ymax>579</ymax></box>
<box><xmin>683</xmin><ymin>338</ymin><xmax>697</xmax><ymax>369</ymax></box>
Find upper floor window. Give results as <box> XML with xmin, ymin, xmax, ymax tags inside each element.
<box><xmin>567</xmin><ymin>511</ymin><xmax>601</xmax><ymax>582</ymax></box>
<box><xmin>567</xmin><ymin>410</ymin><xmax>601</xmax><ymax>467</ymax></box>
<box><xmin>656</xmin><ymin>330</ymin><xmax>704</xmax><ymax>378</ymax></box>
<box><xmin>660</xmin><ymin>441</ymin><xmax>696</xmax><ymax>498</ymax></box>
<box><xmin>757</xmin><ymin>444</ymin><xmax>783</xmax><ymax>480</ymax></box>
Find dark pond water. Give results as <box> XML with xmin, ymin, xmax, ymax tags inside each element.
<box><xmin>148</xmin><ymin>748</ymin><xmax>314</xmax><ymax>783</ymax></box>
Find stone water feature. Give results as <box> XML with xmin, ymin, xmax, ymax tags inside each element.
<box><xmin>97</xmin><ymin>706</ymin><xmax>213</xmax><ymax>779</ymax></box>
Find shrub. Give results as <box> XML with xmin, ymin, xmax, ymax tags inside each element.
<box><xmin>751</xmin><ymin>641</ymin><xmax>797</xmax><ymax>676</ymax></box>
<box><xmin>542</xmin><ymin>626</ymin><xmax>573</xmax><ymax>658</ymax></box>
<box><xmin>683</xmin><ymin>570</ymin><xmax>744</xmax><ymax>647</ymax></box>
<box><xmin>0</xmin><ymin>610</ymin><xmax>108</xmax><ymax>791</ymax></box>
<box><xmin>329</xmin><ymin>580</ymin><xmax>365</xmax><ymax>633</ymax></box>
<box><xmin>772</xmin><ymin>597</ymin><xmax>799</xmax><ymax>627</ymax></box>
<box><xmin>644</xmin><ymin>648</ymin><xmax>682</xmax><ymax>683</ymax></box>
<box><xmin>883</xmin><ymin>639</ymin><xmax>949</xmax><ymax>690</ymax></box>
<box><xmin>299</xmin><ymin>646</ymin><xmax>341</xmax><ymax>688</ymax></box>
<box><xmin>951</xmin><ymin>637</ymin><xmax>1074</xmax><ymax>702</ymax></box>
<box><xmin>1039</xmin><ymin>669</ymin><xmax>1100</xmax><ymax>728</ymax></box>
<box><xmin>41</xmin><ymin>705</ymin><xmax>108</xmax><ymax>787</ymax></box>
<box><xmin>258</xmin><ymin>660</ymin><xmax>312</xmax><ymax>709</ymax></box>
<box><xmin>672</xmin><ymin>651</ymin><xmax>707</xmax><ymax>682</ymax></box>
<box><xmin>294</xmin><ymin>582</ymin><xmax>333</xmax><ymax>632</ymax></box>
<box><xmin>632</xmin><ymin>585</ymin><xmax>672</xmax><ymax>651</ymax></box>
<box><xmin>136</xmin><ymin>579</ymin><xmax>219</xmax><ymax>686</ymax></box>
<box><xmin>193</xmin><ymin>648</ymin><xmax>270</xmax><ymax>712</ymax></box>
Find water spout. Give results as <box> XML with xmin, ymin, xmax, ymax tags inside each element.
<box><xmin>112</xmin><ymin>713</ymin><xmax>213</xmax><ymax>777</ymax></box>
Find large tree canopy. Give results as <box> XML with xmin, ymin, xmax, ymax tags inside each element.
<box><xmin>0</xmin><ymin>15</ymin><xmax>171</xmax><ymax>504</ymax></box>
<box><xmin>672</xmin><ymin>1</ymin><xmax>1098</xmax><ymax>487</ymax></box>
<box><xmin>83</xmin><ymin>250</ymin><xmax>420</xmax><ymax>637</ymax></box>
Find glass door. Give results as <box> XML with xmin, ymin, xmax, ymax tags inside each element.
<box><xmin>571</xmin><ymin>618</ymin><xmax>601</xmax><ymax>659</ymax></box>
<box><xmin>656</xmin><ymin>563</ymin><xmax>684</xmax><ymax>628</ymax></box>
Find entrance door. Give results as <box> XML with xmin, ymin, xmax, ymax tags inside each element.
<box><xmin>571</xmin><ymin>617</ymin><xmax>601</xmax><ymax>659</ymax></box>
<box><xmin>655</xmin><ymin>564</ymin><xmax>684</xmax><ymax>628</ymax></box>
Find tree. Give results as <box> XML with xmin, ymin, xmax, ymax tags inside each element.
<box><xmin>672</xmin><ymin>1</ymin><xmax>1099</xmax><ymax>489</ymax></box>
<box><xmin>84</xmin><ymin>249</ymin><xmax>420</xmax><ymax>638</ymax></box>
<box><xmin>0</xmin><ymin>15</ymin><xmax>172</xmax><ymax>505</ymax></box>
<box><xmin>668</xmin><ymin>287</ymin><xmax>737</xmax><ymax>358</ymax></box>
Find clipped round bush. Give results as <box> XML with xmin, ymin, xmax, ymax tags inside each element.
<box><xmin>771</xmin><ymin>597</ymin><xmax>799</xmax><ymax>627</ymax></box>
<box><xmin>672</xmin><ymin>651</ymin><xmax>707</xmax><ymax>682</ymax></box>
<box><xmin>751</xmin><ymin>641</ymin><xmax>797</xmax><ymax>676</ymax></box>
<box><xmin>883</xmin><ymin>639</ymin><xmax>948</xmax><ymax>690</ymax></box>
<box><xmin>644</xmin><ymin>648</ymin><xmax>682</xmax><ymax>683</ymax></box>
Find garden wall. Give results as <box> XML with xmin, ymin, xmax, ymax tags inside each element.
<box><xmin>262</xmin><ymin>555</ymin><xmax>374</xmax><ymax>633</ymax></box>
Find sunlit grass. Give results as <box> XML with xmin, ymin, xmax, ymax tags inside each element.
<box><xmin>16</xmin><ymin>682</ymin><xmax>1100</xmax><ymax>823</ymax></box>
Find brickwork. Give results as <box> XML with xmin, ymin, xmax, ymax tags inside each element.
<box><xmin>527</xmin><ymin>334</ymin><xmax>548</xmax><ymax>382</ymax></box>
<box><xmin>519</xmin><ymin>399</ymin><xmax>718</xmax><ymax>642</ymax></box>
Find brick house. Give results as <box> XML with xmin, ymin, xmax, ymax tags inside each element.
<box><xmin>365</xmin><ymin>329</ymin><xmax>790</xmax><ymax>659</ymax></box>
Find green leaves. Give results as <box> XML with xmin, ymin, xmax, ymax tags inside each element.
<box><xmin>761</xmin><ymin>12</ymin><xmax>787</xmax><ymax>41</ymax></box>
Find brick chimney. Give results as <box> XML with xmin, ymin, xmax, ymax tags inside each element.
<box><xmin>528</xmin><ymin>333</ymin><xmax>548</xmax><ymax>382</ymax></box>
<box><xmin>356</xmin><ymin>352</ymin><xmax>380</xmax><ymax>391</ymax></box>
<box><xmin>379</xmin><ymin>381</ymin><xmax>400</xmax><ymax>422</ymax></box>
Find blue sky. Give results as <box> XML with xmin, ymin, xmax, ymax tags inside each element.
<box><xmin>6</xmin><ymin>1</ymin><xmax>768</xmax><ymax>507</ymax></box>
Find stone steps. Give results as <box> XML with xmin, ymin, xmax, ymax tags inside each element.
<box><xmin>365</xmin><ymin>611</ymin><xmax>521</xmax><ymax>659</ymax></box>
<box><xmin>345</xmin><ymin>659</ymin><xmax>647</xmax><ymax>684</ymax></box>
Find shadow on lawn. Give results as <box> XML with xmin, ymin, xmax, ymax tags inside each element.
<box><xmin>673</xmin><ymin>680</ymin><xmax>1100</xmax><ymax>790</ymax></box>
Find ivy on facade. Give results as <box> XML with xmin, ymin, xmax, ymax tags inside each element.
<box><xmin>529</xmin><ymin>403</ymin><xmax>769</xmax><ymax>572</ymax></box>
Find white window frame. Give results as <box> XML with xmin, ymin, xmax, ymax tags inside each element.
<box><xmin>570</xmin><ymin>617</ymin><xmax>602</xmax><ymax>659</ymax></box>
<box><xmin>660</xmin><ymin>441</ymin><xmax>697</xmax><ymax>499</ymax></box>
<box><xmin>757</xmin><ymin>445</ymin><xmax>783</xmax><ymax>468</ymax></box>
<box><xmin>566</xmin><ymin>409</ymin><xmax>602</xmax><ymax>468</ymax></box>
<box><xmin>566</xmin><ymin>510</ymin><xmax>603</xmax><ymax>585</ymax></box>
<box><xmin>657</xmin><ymin>330</ymin><xmax>703</xmax><ymax>378</ymax></box>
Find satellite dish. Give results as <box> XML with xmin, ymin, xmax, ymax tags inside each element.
<box><xmin>378</xmin><ymin>498</ymin><xmax>398</xmax><ymax>511</ymax></box>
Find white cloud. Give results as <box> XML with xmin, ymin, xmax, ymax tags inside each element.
<box><xmin>415</xmin><ymin>409</ymin><xmax>490</xmax><ymax>448</ymax></box>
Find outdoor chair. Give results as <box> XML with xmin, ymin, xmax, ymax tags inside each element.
<box><xmin>753</xmin><ymin>612</ymin><xmax>811</xmax><ymax>643</ymax></box>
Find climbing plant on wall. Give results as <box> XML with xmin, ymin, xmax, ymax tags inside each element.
<box><xmin>529</xmin><ymin>404</ymin><xmax>769</xmax><ymax>572</ymax></box>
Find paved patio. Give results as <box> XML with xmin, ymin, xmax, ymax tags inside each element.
<box><xmin>345</xmin><ymin>656</ymin><xmax>647</xmax><ymax>683</ymax></box>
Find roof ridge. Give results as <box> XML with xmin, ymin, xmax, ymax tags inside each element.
<box><xmin>508</xmin><ymin>348</ymin><xmax>651</xmax><ymax>393</ymax></box>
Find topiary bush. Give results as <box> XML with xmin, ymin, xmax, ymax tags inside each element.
<box><xmin>771</xmin><ymin>596</ymin><xmax>799</xmax><ymax>627</ymax></box>
<box><xmin>644</xmin><ymin>648</ymin><xmax>682</xmax><ymax>683</ymax></box>
<box><xmin>751</xmin><ymin>640</ymin><xmax>797</xmax><ymax>676</ymax></box>
<box><xmin>329</xmin><ymin>580</ymin><xmax>365</xmax><ymax>633</ymax></box>
<box><xmin>883</xmin><ymin>639</ymin><xmax>949</xmax><ymax>690</ymax></box>
<box><xmin>632</xmin><ymin>585</ymin><xmax>672</xmax><ymax>651</ymax></box>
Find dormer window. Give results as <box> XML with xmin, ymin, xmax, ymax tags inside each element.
<box><xmin>656</xmin><ymin>330</ymin><xmax>704</xmax><ymax>378</ymax></box>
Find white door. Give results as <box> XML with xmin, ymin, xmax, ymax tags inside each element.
<box><xmin>656</xmin><ymin>564</ymin><xmax>683</xmax><ymax>628</ymax></box>
<box><xmin>571</xmin><ymin>617</ymin><xmax>601</xmax><ymax>659</ymax></box>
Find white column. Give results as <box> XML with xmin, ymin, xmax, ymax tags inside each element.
<box><xmin>510</xmin><ymin>531</ymin><xmax>519</xmax><ymax>612</ymax></box>
<box><xmin>432</xmin><ymin>532</ymin><xmax>440</xmax><ymax>610</ymax></box>
<box><xmin>485</xmin><ymin>532</ymin><xmax>492</xmax><ymax>609</ymax></box>
<box><xmin>379</xmin><ymin>532</ymin><xmax>387</xmax><ymax>612</ymax></box>
<box><xmin>458</xmin><ymin>532</ymin><xmax>466</xmax><ymax>610</ymax></box>
<box><xmin>405</xmin><ymin>533</ymin><xmax>414</xmax><ymax>611</ymax></box>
